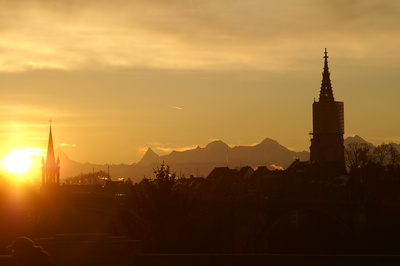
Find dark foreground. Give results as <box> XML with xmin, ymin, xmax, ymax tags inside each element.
<box><xmin>2</xmin><ymin>254</ymin><xmax>400</xmax><ymax>266</ymax></box>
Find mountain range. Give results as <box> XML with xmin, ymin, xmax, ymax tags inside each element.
<box><xmin>55</xmin><ymin>137</ymin><xmax>308</xmax><ymax>183</ymax></box>
<box><xmin>55</xmin><ymin>135</ymin><xmax>398</xmax><ymax>184</ymax></box>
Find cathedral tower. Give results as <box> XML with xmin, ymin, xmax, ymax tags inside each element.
<box><xmin>42</xmin><ymin>122</ymin><xmax>60</xmax><ymax>186</ymax></box>
<box><xmin>310</xmin><ymin>49</ymin><xmax>346</xmax><ymax>174</ymax></box>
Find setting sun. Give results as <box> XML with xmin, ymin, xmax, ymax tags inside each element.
<box><xmin>2</xmin><ymin>149</ymin><xmax>33</xmax><ymax>175</ymax></box>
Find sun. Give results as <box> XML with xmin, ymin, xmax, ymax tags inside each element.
<box><xmin>2</xmin><ymin>149</ymin><xmax>33</xmax><ymax>175</ymax></box>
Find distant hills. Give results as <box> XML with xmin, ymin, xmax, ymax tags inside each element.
<box><xmin>343</xmin><ymin>135</ymin><xmax>400</xmax><ymax>151</ymax></box>
<box><xmin>138</xmin><ymin>138</ymin><xmax>309</xmax><ymax>176</ymax></box>
<box><xmin>56</xmin><ymin>137</ymin><xmax>309</xmax><ymax>183</ymax></box>
<box><xmin>56</xmin><ymin>135</ymin><xmax>400</xmax><ymax>184</ymax></box>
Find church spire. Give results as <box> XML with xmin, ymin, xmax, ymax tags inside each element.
<box><xmin>46</xmin><ymin>120</ymin><xmax>55</xmax><ymax>164</ymax></box>
<box><xmin>42</xmin><ymin>120</ymin><xmax>60</xmax><ymax>186</ymax></box>
<box><xmin>319</xmin><ymin>48</ymin><xmax>334</xmax><ymax>102</ymax></box>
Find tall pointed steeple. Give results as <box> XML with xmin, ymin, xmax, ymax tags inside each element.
<box><xmin>46</xmin><ymin>122</ymin><xmax>56</xmax><ymax>165</ymax></box>
<box><xmin>319</xmin><ymin>48</ymin><xmax>334</xmax><ymax>102</ymax></box>
<box><xmin>42</xmin><ymin>120</ymin><xmax>60</xmax><ymax>186</ymax></box>
<box><xmin>310</xmin><ymin>49</ymin><xmax>346</xmax><ymax>176</ymax></box>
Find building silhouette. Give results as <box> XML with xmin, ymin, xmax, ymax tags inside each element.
<box><xmin>309</xmin><ymin>48</ymin><xmax>346</xmax><ymax>175</ymax></box>
<box><xmin>42</xmin><ymin>123</ymin><xmax>60</xmax><ymax>186</ymax></box>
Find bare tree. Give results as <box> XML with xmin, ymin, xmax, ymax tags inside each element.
<box><xmin>373</xmin><ymin>144</ymin><xmax>391</xmax><ymax>167</ymax></box>
<box><xmin>345</xmin><ymin>142</ymin><xmax>373</xmax><ymax>171</ymax></box>
<box><xmin>371</xmin><ymin>143</ymin><xmax>400</xmax><ymax>169</ymax></box>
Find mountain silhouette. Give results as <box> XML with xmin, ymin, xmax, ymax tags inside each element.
<box><xmin>159</xmin><ymin>140</ymin><xmax>231</xmax><ymax>165</ymax></box>
<box><xmin>55</xmin><ymin>136</ymin><xmax>400</xmax><ymax>184</ymax></box>
<box><xmin>343</xmin><ymin>135</ymin><xmax>400</xmax><ymax>154</ymax></box>
<box><xmin>137</xmin><ymin>148</ymin><xmax>160</xmax><ymax>165</ymax></box>
<box><xmin>55</xmin><ymin>148</ymin><xmax>116</xmax><ymax>179</ymax></box>
<box><xmin>343</xmin><ymin>135</ymin><xmax>372</xmax><ymax>146</ymax></box>
<box><xmin>205</xmin><ymin>140</ymin><xmax>230</xmax><ymax>149</ymax></box>
<box><xmin>56</xmin><ymin>137</ymin><xmax>309</xmax><ymax>183</ymax></box>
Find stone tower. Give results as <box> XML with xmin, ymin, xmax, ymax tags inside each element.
<box><xmin>42</xmin><ymin>122</ymin><xmax>60</xmax><ymax>185</ymax></box>
<box><xmin>310</xmin><ymin>49</ymin><xmax>346</xmax><ymax>174</ymax></box>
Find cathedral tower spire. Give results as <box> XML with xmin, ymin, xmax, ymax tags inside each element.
<box><xmin>310</xmin><ymin>49</ymin><xmax>346</xmax><ymax>175</ymax></box>
<box><xmin>319</xmin><ymin>48</ymin><xmax>334</xmax><ymax>102</ymax></box>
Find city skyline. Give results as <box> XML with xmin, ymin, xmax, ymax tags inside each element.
<box><xmin>1</xmin><ymin>0</ymin><xmax>400</xmax><ymax>170</ymax></box>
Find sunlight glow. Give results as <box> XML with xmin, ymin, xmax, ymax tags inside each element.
<box><xmin>2</xmin><ymin>149</ymin><xmax>33</xmax><ymax>175</ymax></box>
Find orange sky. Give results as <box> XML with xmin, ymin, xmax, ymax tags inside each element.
<box><xmin>1</xmin><ymin>0</ymin><xmax>400</xmax><ymax>168</ymax></box>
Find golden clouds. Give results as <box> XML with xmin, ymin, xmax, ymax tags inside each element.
<box><xmin>1</xmin><ymin>0</ymin><xmax>398</xmax><ymax>72</ymax></box>
<box><xmin>141</xmin><ymin>144</ymin><xmax>200</xmax><ymax>156</ymax></box>
<box><xmin>0</xmin><ymin>0</ymin><xmax>400</xmax><ymax>166</ymax></box>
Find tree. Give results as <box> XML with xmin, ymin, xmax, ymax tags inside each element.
<box><xmin>373</xmin><ymin>144</ymin><xmax>391</xmax><ymax>167</ymax></box>
<box><xmin>345</xmin><ymin>142</ymin><xmax>400</xmax><ymax>179</ymax></box>
<box><xmin>345</xmin><ymin>142</ymin><xmax>373</xmax><ymax>172</ymax></box>
<box><xmin>125</xmin><ymin>163</ymin><xmax>196</xmax><ymax>253</ymax></box>
<box><xmin>376</xmin><ymin>143</ymin><xmax>400</xmax><ymax>169</ymax></box>
<box><xmin>388</xmin><ymin>143</ymin><xmax>400</xmax><ymax>169</ymax></box>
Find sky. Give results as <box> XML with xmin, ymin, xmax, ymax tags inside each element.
<box><xmin>1</xmin><ymin>0</ymin><xmax>400</xmax><ymax>167</ymax></box>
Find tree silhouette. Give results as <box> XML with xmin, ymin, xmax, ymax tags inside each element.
<box><xmin>373</xmin><ymin>143</ymin><xmax>400</xmax><ymax>170</ymax></box>
<box><xmin>346</xmin><ymin>142</ymin><xmax>400</xmax><ymax>181</ymax></box>
<box><xmin>125</xmin><ymin>163</ymin><xmax>197</xmax><ymax>253</ymax></box>
<box><xmin>345</xmin><ymin>142</ymin><xmax>373</xmax><ymax>172</ymax></box>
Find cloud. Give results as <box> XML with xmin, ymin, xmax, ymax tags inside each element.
<box><xmin>25</xmin><ymin>147</ymin><xmax>46</xmax><ymax>156</ymax></box>
<box><xmin>170</xmin><ymin>106</ymin><xmax>183</xmax><ymax>110</ymax></box>
<box><xmin>60</xmin><ymin>143</ymin><xmax>77</xmax><ymax>147</ymax></box>
<box><xmin>1</xmin><ymin>0</ymin><xmax>400</xmax><ymax>72</ymax></box>
<box><xmin>151</xmin><ymin>145</ymin><xmax>199</xmax><ymax>155</ymax></box>
<box><xmin>139</xmin><ymin>142</ymin><xmax>199</xmax><ymax>156</ymax></box>
<box><xmin>26</xmin><ymin>147</ymin><xmax>46</xmax><ymax>152</ymax></box>
<box><xmin>0</xmin><ymin>105</ymin><xmax>71</xmax><ymax>121</ymax></box>
<box><xmin>0</xmin><ymin>105</ymin><xmax>77</xmax><ymax>143</ymax></box>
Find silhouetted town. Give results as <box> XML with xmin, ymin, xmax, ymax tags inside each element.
<box><xmin>1</xmin><ymin>50</ymin><xmax>400</xmax><ymax>265</ymax></box>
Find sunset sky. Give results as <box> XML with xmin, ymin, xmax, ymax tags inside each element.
<box><xmin>1</xmin><ymin>0</ymin><xmax>400</xmax><ymax>168</ymax></box>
